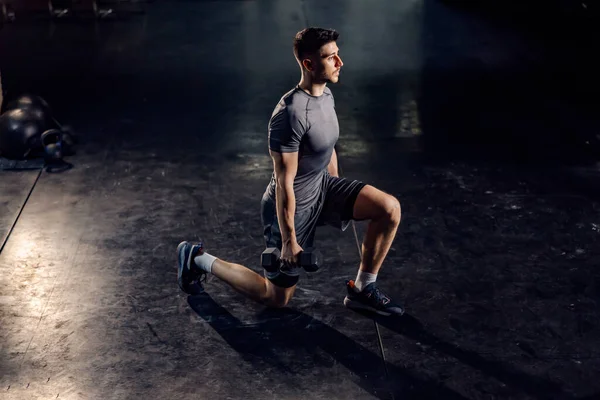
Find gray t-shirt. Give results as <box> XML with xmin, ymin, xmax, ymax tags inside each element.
<box><xmin>264</xmin><ymin>85</ymin><xmax>339</xmax><ymax>211</ymax></box>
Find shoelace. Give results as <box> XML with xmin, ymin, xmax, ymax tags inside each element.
<box><xmin>369</xmin><ymin>286</ymin><xmax>391</xmax><ymax>306</ymax></box>
<box><xmin>190</xmin><ymin>244</ymin><xmax>207</xmax><ymax>284</ymax></box>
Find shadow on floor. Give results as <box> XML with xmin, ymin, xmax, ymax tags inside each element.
<box><xmin>356</xmin><ymin>310</ymin><xmax>573</xmax><ymax>400</ymax></box>
<box><xmin>188</xmin><ymin>293</ymin><xmax>469</xmax><ymax>400</ymax></box>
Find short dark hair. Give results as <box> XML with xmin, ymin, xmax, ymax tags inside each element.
<box><xmin>293</xmin><ymin>27</ymin><xmax>339</xmax><ymax>61</ymax></box>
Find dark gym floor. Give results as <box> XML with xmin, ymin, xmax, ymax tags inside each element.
<box><xmin>1</xmin><ymin>1</ymin><xmax>600</xmax><ymax>399</ymax></box>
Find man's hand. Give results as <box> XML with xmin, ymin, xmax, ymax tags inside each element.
<box><xmin>281</xmin><ymin>241</ymin><xmax>303</xmax><ymax>269</ymax></box>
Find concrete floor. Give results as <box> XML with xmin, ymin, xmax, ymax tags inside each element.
<box><xmin>1</xmin><ymin>1</ymin><xmax>600</xmax><ymax>399</ymax></box>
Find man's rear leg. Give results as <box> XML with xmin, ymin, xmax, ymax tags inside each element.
<box><xmin>211</xmin><ymin>258</ymin><xmax>297</xmax><ymax>308</ymax></box>
<box><xmin>177</xmin><ymin>241</ymin><xmax>296</xmax><ymax>308</ymax></box>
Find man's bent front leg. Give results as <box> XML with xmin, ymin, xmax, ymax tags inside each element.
<box><xmin>343</xmin><ymin>185</ymin><xmax>405</xmax><ymax>316</ymax></box>
<box><xmin>352</xmin><ymin>185</ymin><xmax>401</xmax><ymax>275</ymax></box>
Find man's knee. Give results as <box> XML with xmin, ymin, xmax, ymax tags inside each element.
<box><xmin>264</xmin><ymin>296</ymin><xmax>291</xmax><ymax>308</ymax></box>
<box><xmin>353</xmin><ymin>185</ymin><xmax>401</xmax><ymax>223</ymax></box>
<box><xmin>263</xmin><ymin>288</ymin><xmax>293</xmax><ymax>308</ymax></box>
<box><xmin>263</xmin><ymin>274</ymin><xmax>297</xmax><ymax>308</ymax></box>
<box><xmin>382</xmin><ymin>195</ymin><xmax>401</xmax><ymax>225</ymax></box>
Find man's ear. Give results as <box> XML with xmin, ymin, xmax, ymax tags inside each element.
<box><xmin>302</xmin><ymin>58</ymin><xmax>313</xmax><ymax>72</ymax></box>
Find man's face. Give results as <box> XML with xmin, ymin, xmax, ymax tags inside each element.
<box><xmin>305</xmin><ymin>41</ymin><xmax>343</xmax><ymax>84</ymax></box>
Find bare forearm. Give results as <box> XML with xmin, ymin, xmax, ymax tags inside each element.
<box><xmin>275</xmin><ymin>183</ymin><xmax>297</xmax><ymax>245</ymax></box>
<box><xmin>327</xmin><ymin>148</ymin><xmax>339</xmax><ymax>177</ymax></box>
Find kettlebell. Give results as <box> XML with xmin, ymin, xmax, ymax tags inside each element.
<box><xmin>41</xmin><ymin>129</ymin><xmax>63</xmax><ymax>163</ymax></box>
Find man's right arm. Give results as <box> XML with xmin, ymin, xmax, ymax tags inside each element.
<box><xmin>269</xmin><ymin>149</ymin><xmax>299</xmax><ymax>246</ymax></box>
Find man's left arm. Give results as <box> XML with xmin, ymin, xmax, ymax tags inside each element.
<box><xmin>327</xmin><ymin>147</ymin><xmax>339</xmax><ymax>177</ymax></box>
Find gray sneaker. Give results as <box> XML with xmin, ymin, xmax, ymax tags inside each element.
<box><xmin>343</xmin><ymin>280</ymin><xmax>404</xmax><ymax>316</ymax></box>
<box><xmin>177</xmin><ymin>241</ymin><xmax>206</xmax><ymax>295</ymax></box>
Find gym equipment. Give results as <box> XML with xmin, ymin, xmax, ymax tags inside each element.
<box><xmin>48</xmin><ymin>0</ymin><xmax>72</xmax><ymax>18</ymax></box>
<box><xmin>0</xmin><ymin>108</ymin><xmax>47</xmax><ymax>159</ymax></box>
<box><xmin>261</xmin><ymin>247</ymin><xmax>322</xmax><ymax>273</ymax></box>
<box><xmin>6</xmin><ymin>93</ymin><xmax>51</xmax><ymax>111</ymax></box>
<box><xmin>5</xmin><ymin>94</ymin><xmax>56</xmax><ymax>129</ymax></box>
<box><xmin>41</xmin><ymin>129</ymin><xmax>63</xmax><ymax>163</ymax></box>
<box><xmin>3</xmin><ymin>93</ymin><xmax>77</xmax><ymax>157</ymax></box>
<box><xmin>45</xmin><ymin>0</ymin><xmax>145</xmax><ymax>20</ymax></box>
<box><xmin>1</xmin><ymin>2</ymin><xmax>15</xmax><ymax>23</ymax></box>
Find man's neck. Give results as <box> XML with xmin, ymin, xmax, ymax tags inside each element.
<box><xmin>298</xmin><ymin>77</ymin><xmax>327</xmax><ymax>97</ymax></box>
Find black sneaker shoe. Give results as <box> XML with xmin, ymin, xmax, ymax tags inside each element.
<box><xmin>177</xmin><ymin>240</ymin><xmax>206</xmax><ymax>295</ymax></box>
<box><xmin>343</xmin><ymin>280</ymin><xmax>404</xmax><ymax>316</ymax></box>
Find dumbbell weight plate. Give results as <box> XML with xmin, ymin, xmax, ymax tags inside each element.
<box><xmin>261</xmin><ymin>247</ymin><xmax>281</xmax><ymax>272</ymax></box>
<box><xmin>300</xmin><ymin>248</ymin><xmax>322</xmax><ymax>272</ymax></box>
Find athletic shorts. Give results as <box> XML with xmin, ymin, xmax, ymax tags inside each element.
<box><xmin>260</xmin><ymin>173</ymin><xmax>366</xmax><ymax>288</ymax></box>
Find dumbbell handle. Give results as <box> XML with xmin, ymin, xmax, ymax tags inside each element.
<box><xmin>261</xmin><ymin>247</ymin><xmax>321</xmax><ymax>272</ymax></box>
<box><xmin>281</xmin><ymin>249</ymin><xmax>314</xmax><ymax>266</ymax></box>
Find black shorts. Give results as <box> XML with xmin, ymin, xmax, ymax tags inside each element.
<box><xmin>260</xmin><ymin>173</ymin><xmax>366</xmax><ymax>288</ymax></box>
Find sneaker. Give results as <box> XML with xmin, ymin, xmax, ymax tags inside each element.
<box><xmin>177</xmin><ymin>240</ymin><xmax>206</xmax><ymax>295</ymax></box>
<box><xmin>343</xmin><ymin>280</ymin><xmax>404</xmax><ymax>316</ymax></box>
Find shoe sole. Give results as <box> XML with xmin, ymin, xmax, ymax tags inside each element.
<box><xmin>177</xmin><ymin>241</ymin><xmax>189</xmax><ymax>292</ymax></box>
<box><xmin>177</xmin><ymin>241</ymin><xmax>206</xmax><ymax>295</ymax></box>
<box><xmin>343</xmin><ymin>296</ymin><xmax>395</xmax><ymax>317</ymax></box>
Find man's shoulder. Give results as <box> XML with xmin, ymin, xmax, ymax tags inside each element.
<box><xmin>323</xmin><ymin>87</ymin><xmax>335</xmax><ymax>104</ymax></box>
<box><xmin>274</xmin><ymin>87</ymin><xmax>309</xmax><ymax>115</ymax></box>
<box><xmin>269</xmin><ymin>88</ymin><xmax>308</xmax><ymax>127</ymax></box>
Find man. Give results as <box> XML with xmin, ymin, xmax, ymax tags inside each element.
<box><xmin>177</xmin><ymin>27</ymin><xmax>404</xmax><ymax>316</ymax></box>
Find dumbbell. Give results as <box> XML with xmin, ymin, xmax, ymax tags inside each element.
<box><xmin>261</xmin><ymin>247</ymin><xmax>322</xmax><ymax>272</ymax></box>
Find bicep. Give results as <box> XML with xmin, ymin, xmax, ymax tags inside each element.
<box><xmin>270</xmin><ymin>149</ymin><xmax>298</xmax><ymax>185</ymax></box>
